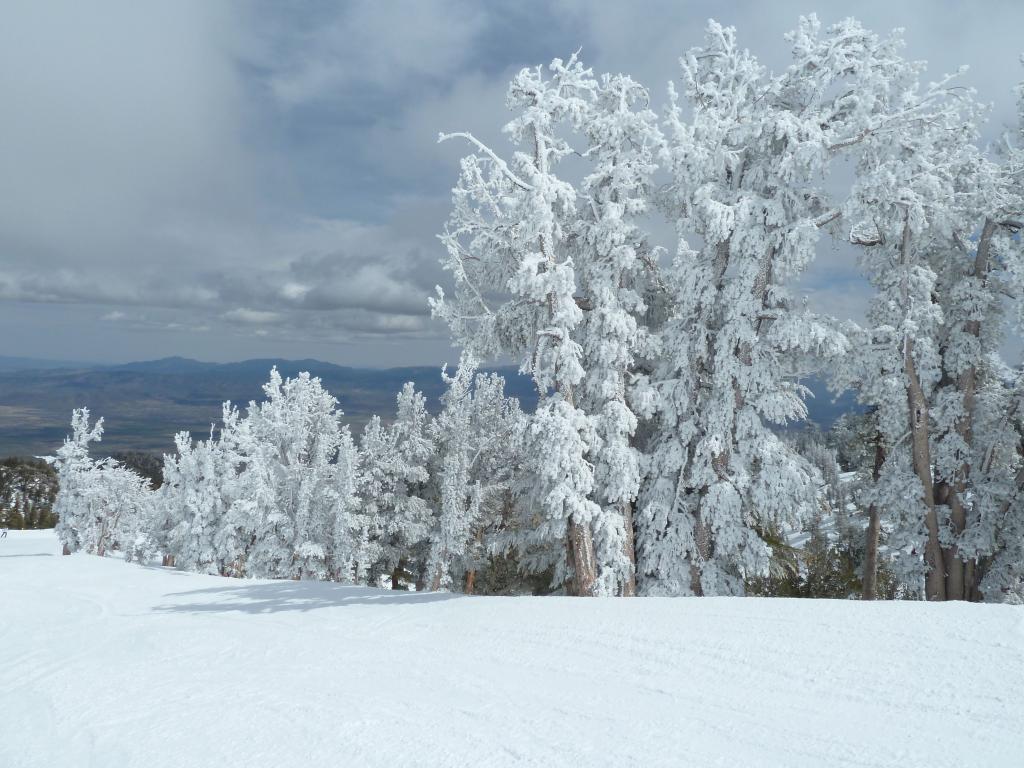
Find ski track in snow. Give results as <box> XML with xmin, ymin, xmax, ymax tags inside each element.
<box><xmin>2</xmin><ymin>530</ymin><xmax>1022</xmax><ymax>768</ymax></box>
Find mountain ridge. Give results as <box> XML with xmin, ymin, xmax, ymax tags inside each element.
<box><xmin>0</xmin><ymin>356</ymin><xmax>858</xmax><ymax>457</ymax></box>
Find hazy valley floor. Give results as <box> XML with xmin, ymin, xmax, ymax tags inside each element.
<box><xmin>2</xmin><ymin>530</ymin><xmax>1022</xmax><ymax>767</ymax></box>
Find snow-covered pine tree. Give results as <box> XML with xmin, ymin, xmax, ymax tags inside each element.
<box><xmin>50</xmin><ymin>408</ymin><xmax>154</xmax><ymax>560</ymax></box>
<box><xmin>52</xmin><ymin>408</ymin><xmax>104</xmax><ymax>556</ymax></box>
<box><xmin>835</xmin><ymin>53</ymin><xmax>1024</xmax><ymax>600</ymax></box>
<box><xmin>434</xmin><ymin>54</ymin><xmax>606</xmax><ymax>594</ymax></box>
<box><xmin>425</xmin><ymin>355</ymin><xmax>527</xmax><ymax>591</ymax></box>
<box><xmin>572</xmin><ymin>72</ymin><xmax>663</xmax><ymax>596</ymax></box>
<box><xmin>975</xmin><ymin>82</ymin><xmax>1024</xmax><ymax>600</ymax></box>
<box><xmin>927</xmin><ymin>81</ymin><xmax>1024</xmax><ymax>601</ymax></box>
<box><xmin>356</xmin><ymin>414</ymin><xmax>395</xmax><ymax>585</ymax></box>
<box><xmin>425</xmin><ymin>356</ymin><xmax>478</xmax><ymax>591</ymax></box>
<box><xmin>235</xmin><ymin>368</ymin><xmax>352</xmax><ymax>580</ymax></box>
<box><xmin>160</xmin><ymin>429</ymin><xmax>231</xmax><ymax>575</ymax></box>
<box><xmin>329</xmin><ymin>424</ymin><xmax>365</xmax><ymax>583</ymax></box>
<box><xmin>92</xmin><ymin>462</ymin><xmax>154</xmax><ymax>562</ymax></box>
<box><xmin>637</xmin><ymin>18</ymin><xmax>917</xmax><ymax>595</ymax></box>
<box><xmin>358</xmin><ymin>382</ymin><xmax>434</xmax><ymax>589</ymax></box>
<box><xmin>211</xmin><ymin>401</ymin><xmax>264</xmax><ymax>577</ymax></box>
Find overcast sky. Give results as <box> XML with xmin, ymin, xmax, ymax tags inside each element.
<box><xmin>2</xmin><ymin>0</ymin><xmax>1023</xmax><ymax>367</ymax></box>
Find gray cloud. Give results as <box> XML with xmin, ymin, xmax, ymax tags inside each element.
<box><xmin>261</xmin><ymin>0</ymin><xmax>487</xmax><ymax>106</ymax></box>
<box><xmin>1</xmin><ymin>0</ymin><xmax>1022</xmax><ymax>366</ymax></box>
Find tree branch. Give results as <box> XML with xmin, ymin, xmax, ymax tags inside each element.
<box><xmin>438</xmin><ymin>132</ymin><xmax>533</xmax><ymax>191</ymax></box>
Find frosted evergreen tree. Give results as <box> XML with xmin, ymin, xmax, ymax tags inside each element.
<box><xmin>93</xmin><ymin>463</ymin><xmax>154</xmax><ymax>563</ymax></box>
<box><xmin>573</xmin><ymin>72</ymin><xmax>663</xmax><ymax>596</ymax></box>
<box><xmin>51</xmin><ymin>408</ymin><xmax>154</xmax><ymax>560</ymax></box>
<box><xmin>434</xmin><ymin>54</ymin><xmax>605</xmax><ymax>594</ymax></box>
<box><xmin>935</xmin><ymin>80</ymin><xmax>1024</xmax><ymax>602</ymax></box>
<box><xmin>329</xmin><ymin>425</ymin><xmax>365</xmax><ymax>583</ymax></box>
<box><xmin>359</xmin><ymin>383</ymin><xmax>434</xmax><ymax>588</ymax></box>
<box><xmin>425</xmin><ymin>355</ymin><xmax>526</xmax><ymax>591</ymax></box>
<box><xmin>638</xmin><ymin>17</ymin><xmax>930</xmax><ymax>595</ymax></box>
<box><xmin>212</xmin><ymin>402</ymin><xmax>265</xmax><ymax>577</ymax></box>
<box><xmin>52</xmin><ymin>408</ymin><xmax>104</xmax><ymax>556</ymax></box>
<box><xmin>237</xmin><ymin>369</ymin><xmax>353</xmax><ymax>580</ymax></box>
<box><xmin>425</xmin><ymin>356</ymin><xmax>479</xmax><ymax>591</ymax></box>
<box><xmin>160</xmin><ymin>429</ymin><xmax>231</xmax><ymax>575</ymax></box>
<box><xmin>835</xmin><ymin>54</ymin><xmax>1024</xmax><ymax>600</ymax></box>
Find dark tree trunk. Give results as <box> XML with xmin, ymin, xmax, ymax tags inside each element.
<box><xmin>906</xmin><ymin>337</ymin><xmax>945</xmax><ymax>601</ymax></box>
<box><xmin>862</xmin><ymin>433</ymin><xmax>886</xmax><ymax>600</ymax></box>
<box><xmin>391</xmin><ymin>559</ymin><xmax>407</xmax><ymax>590</ymax></box>
<box><xmin>566</xmin><ymin>518</ymin><xmax>597</xmax><ymax>596</ymax></box>
<box><xmin>620</xmin><ymin>500</ymin><xmax>637</xmax><ymax>596</ymax></box>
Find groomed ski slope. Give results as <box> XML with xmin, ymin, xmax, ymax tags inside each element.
<box><xmin>2</xmin><ymin>530</ymin><xmax>1022</xmax><ymax>768</ymax></box>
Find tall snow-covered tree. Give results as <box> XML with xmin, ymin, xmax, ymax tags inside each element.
<box><xmin>330</xmin><ymin>424</ymin><xmax>365</xmax><ymax>583</ymax></box>
<box><xmin>439</xmin><ymin>69</ymin><xmax>666</xmax><ymax>596</ymax></box>
<box><xmin>572</xmin><ymin>72</ymin><xmax>663</xmax><ymax>596</ymax></box>
<box><xmin>835</xmin><ymin>54</ymin><xmax>1024</xmax><ymax>601</ymax></box>
<box><xmin>52</xmin><ymin>408</ymin><xmax>104</xmax><ymax>556</ymax></box>
<box><xmin>637</xmin><ymin>18</ymin><xmax>912</xmax><ymax>595</ymax></box>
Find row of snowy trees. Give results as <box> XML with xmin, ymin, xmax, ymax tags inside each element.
<box><xmin>52</xmin><ymin>16</ymin><xmax>1024</xmax><ymax>601</ymax></box>
<box><xmin>432</xmin><ymin>16</ymin><xmax>1024</xmax><ymax>601</ymax></box>
<box><xmin>52</xmin><ymin>362</ymin><xmax>528</xmax><ymax>591</ymax></box>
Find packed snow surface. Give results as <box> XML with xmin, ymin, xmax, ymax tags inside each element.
<box><xmin>2</xmin><ymin>531</ymin><xmax>1022</xmax><ymax>768</ymax></box>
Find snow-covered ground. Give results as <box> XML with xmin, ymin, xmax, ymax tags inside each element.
<box><xmin>2</xmin><ymin>530</ymin><xmax>1022</xmax><ymax>768</ymax></box>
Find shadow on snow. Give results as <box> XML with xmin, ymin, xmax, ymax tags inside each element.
<box><xmin>154</xmin><ymin>580</ymin><xmax>462</xmax><ymax>615</ymax></box>
<box><xmin>0</xmin><ymin>552</ymin><xmax>56</xmax><ymax>558</ymax></box>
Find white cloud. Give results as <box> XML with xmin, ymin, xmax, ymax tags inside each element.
<box><xmin>280</xmin><ymin>282</ymin><xmax>310</xmax><ymax>301</ymax></box>
<box><xmin>223</xmin><ymin>308</ymin><xmax>282</xmax><ymax>325</ymax></box>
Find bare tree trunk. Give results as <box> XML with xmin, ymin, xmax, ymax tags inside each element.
<box><xmin>963</xmin><ymin>559</ymin><xmax>976</xmax><ymax>601</ymax></box>
<box><xmin>862</xmin><ymin>506</ymin><xmax>881</xmax><ymax>600</ymax></box>
<box><xmin>689</xmin><ymin>511</ymin><xmax>711</xmax><ymax>597</ymax></box>
<box><xmin>391</xmin><ymin>558</ymin><xmax>406</xmax><ymax>590</ymax></box>
<box><xmin>62</xmin><ymin>543</ymin><xmax>71</xmax><ymax>556</ymax></box>
<box><xmin>620</xmin><ymin>500</ymin><xmax>636</xmax><ymax>596</ymax></box>
<box><xmin>906</xmin><ymin>336</ymin><xmax>945</xmax><ymax>601</ymax></box>
<box><xmin>938</xmin><ymin>219</ymin><xmax>997</xmax><ymax>600</ymax></box>
<box><xmin>567</xmin><ymin>519</ymin><xmax>597</xmax><ymax>596</ymax></box>
<box><xmin>939</xmin><ymin>487</ymin><xmax>966</xmax><ymax>600</ymax></box>
<box><xmin>95</xmin><ymin>510</ymin><xmax>108</xmax><ymax>558</ymax></box>
<box><xmin>464</xmin><ymin>569</ymin><xmax>477</xmax><ymax>595</ymax></box>
<box><xmin>862</xmin><ymin>433</ymin><xmax>885</xmax><ymax>600</ymax></box>
<box><xmin>162</xmin><ymin>554</ymin><xmax>176</xmax><ymax>568</ymax></box>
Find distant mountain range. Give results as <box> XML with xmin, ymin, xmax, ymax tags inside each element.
<box><xmin>0</xmin><ymin>355</ymin><xmax>859</xmax><ymax>457</ymax></box>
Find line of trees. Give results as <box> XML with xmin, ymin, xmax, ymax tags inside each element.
<box><xmin>0</xmin><ymin>457</ymin><xmax>58</xmax><ymax>530</ymax></box>
<box><xmin>52</xmin><ymin>16</ymin><xmax>1024</xmax><ymax>602</ymax></box>
<box><xmin>52</xmin><ymin>361</ymin><xmax>529</xmax><ymax>592</ymax></box>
